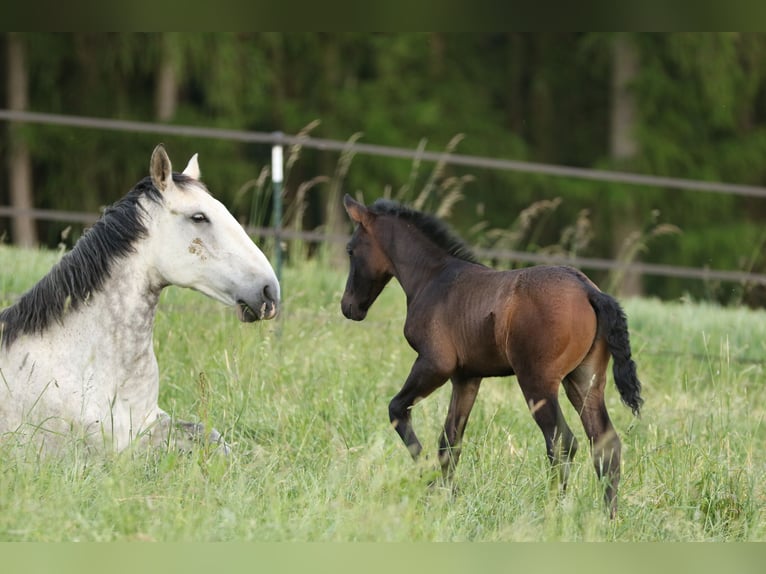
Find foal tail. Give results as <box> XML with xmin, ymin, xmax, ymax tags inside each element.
<box><xmin>587</xmin><ymin>288</ymin><xmax>644</xmax><ymax>416</ymax></box>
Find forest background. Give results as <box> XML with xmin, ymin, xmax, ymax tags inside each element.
<box><xmin>2</xmin><ymin>33</ymin><xmax>766</xmax><ymax>304</ymax></box>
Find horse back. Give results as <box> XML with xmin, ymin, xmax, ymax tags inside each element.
<box><xmin>402</xmin><ymin>264</ymin><xmax>593</xmax><ymax>378</ymax></box>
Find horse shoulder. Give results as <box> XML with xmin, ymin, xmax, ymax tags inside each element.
<box><xmin>403</xmin><ymin>296</ymin><xmax>460</xmax><ymax>375</ymax></box>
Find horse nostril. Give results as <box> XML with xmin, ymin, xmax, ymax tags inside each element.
<box><xmin>263</xmin><ymin>283</ymin><xmax>276</xmax><ymax>303</ymax></box>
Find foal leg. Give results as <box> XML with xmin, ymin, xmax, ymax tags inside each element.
<box><xmin>438</xmin><ymin>376</ymin><xmax>481</xmax><ymax>481</ymax></box>
<box><xmin>563</xmin><ymin>346</ymin><xmax>621</xmax><ymax>517</ymax></box>
<box><xmin>389</xmin><ymin>356</ymin><xmax>449</xmax><ymax>459</ymax></box>
<box><xmin>517</xmin><ymin>377</ymin><xmax>578</xmax><ymax>493</ymax></box>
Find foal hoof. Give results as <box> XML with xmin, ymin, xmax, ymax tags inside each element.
<box><xmin>422</xmin><ymin>469</ymin><xmax>455</xmax><ymax>493</ymax></box>
<box><xmin>426</xmin><ymin>476</ymin><xmax>460</xmax><ymax>498</ymax></box>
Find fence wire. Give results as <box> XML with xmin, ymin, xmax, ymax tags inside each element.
<box><xmin>1</xmin><ymin>110</ymin><xmax>766</xmax><ymax>286</ymax></box>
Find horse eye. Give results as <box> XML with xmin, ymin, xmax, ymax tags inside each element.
<box><xmin>191</xmin><ymin>213</ymin><xmax>209</xmax><ymax>223</ymax></box>
<box><xmin>346</xmin><ymin>245</ymin><xmax>353</xmax><ymax>256</ymax></box>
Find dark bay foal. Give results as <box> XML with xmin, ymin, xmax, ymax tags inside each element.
<box><xmin>340</xmin><ymin>194</ymin><xmax>642</xmax><ymax>517</ymax></box>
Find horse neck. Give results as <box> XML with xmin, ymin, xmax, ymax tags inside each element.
<box><xmin>381</xmin><ymin>221</ymin><xmax>453</xmax><ymax>299</ymax></box>
<box><xmin>99</xmin><ymin>248</ymin><xmax>162</xmax><ymax>334</ymax></box>
<box><xmin>52</xmin><ymin>244</ymin><xmax>161</xmax><ymax>364</ymax></box>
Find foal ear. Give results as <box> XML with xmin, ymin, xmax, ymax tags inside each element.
<box><xmin>343</xmin><ymin>194</ymin><xmax>373</xmax><ymax>227</ymax></box>
<box><xmin>150</xmin><ymin>144</ymin><xmax>173</xmax><ymax>192</ymax></box>
<box><xmin>182</xmin><ymin>153</ymin><xmax>201</xmax><ymax>180</ymax></box>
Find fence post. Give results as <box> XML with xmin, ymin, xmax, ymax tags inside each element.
<box><xmin>271</xmin><ymin>133</ymin><xmax>284</xmax><ymax>283</ymax></box>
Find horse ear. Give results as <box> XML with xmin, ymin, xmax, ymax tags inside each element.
<box><xmin>343</xmin><ymin>194</ymin><xmax>373</xmax><ymax>227</ymax></box>
<box><xmin>150</xmin><ymin>144</ymin><xmax>173</xmax><ymax>192</ymax></box>
<box><xmin>182</xmin><ymin>153</ymin><xmax>201</xmax><ymax>180</ymax></box>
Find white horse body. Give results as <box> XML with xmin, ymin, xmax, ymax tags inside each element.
<box><xmin>0</xmin><ymin>257</ymin><xmax>163</xmax><ymax>450</ymax></box>
<box><xmin>0</xmin><ymin>146</ymin><xmax>279</xmax><ymax>452</ymax></box>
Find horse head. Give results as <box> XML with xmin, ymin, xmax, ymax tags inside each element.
<box><xmin>146</xmin><ymin>145</ymin><xmax>279</xmax><ymax>321</ymax></box>
<box><xmin>341</xmin><ymin>194</ymin><xmax>393</xmax><ymax>321</ymax></box>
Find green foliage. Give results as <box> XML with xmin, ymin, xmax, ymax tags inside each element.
<box><xmin>1</xmin><ymin>246</ymin><xmax>765</xmax><ymax>541</ymax></box>
<box><xmin>2</xmin><ymin>33</ymin><xmax>766</xmax><ymax>301</ymax></box>
<box><xmin>629</xmin><ymin>34</ymin><xmax>766</xmax><ymax>269</ymax></box>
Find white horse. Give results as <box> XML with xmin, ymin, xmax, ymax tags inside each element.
<box><xmin>0</xmin><ymin>145</ymin><xmax>280</xmax><ymax>454</ymax></box>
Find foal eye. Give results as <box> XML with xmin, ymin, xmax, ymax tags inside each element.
<box><xmin>191</xmin><ymin>213</ymin><xmax>209</xmax><ymax>223</ymax></box>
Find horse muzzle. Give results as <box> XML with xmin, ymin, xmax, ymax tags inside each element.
<box><xmin>237</xmin><ymin>282</ymin><xmax>279</xmax><ymax>322</ymax></box>
<box><xmin>341</xmin><ymin>297</ymin><xmax>367</xmax><ymax>321</ymax></box>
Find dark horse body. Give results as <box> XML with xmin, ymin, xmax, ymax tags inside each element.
<box><xmin>341</xmin><ymin>194</ymin><xmax>642</xmax><ymax>516</ymax></box>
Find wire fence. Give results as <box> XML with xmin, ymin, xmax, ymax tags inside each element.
<box><xmin>2</xmin><ymin>109</ymin><xmax>766</xmax><ymax>286</ymax></box>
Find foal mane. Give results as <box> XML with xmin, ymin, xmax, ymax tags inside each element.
<box><xmin>369</xmin><ymin>199</ymin><xmax>479</xmax><ymax>264</ymax></box>
<box><xmin>0</xmin><ymin>174</ymin><xmax>192</xmax><ymax>348</ymax></box>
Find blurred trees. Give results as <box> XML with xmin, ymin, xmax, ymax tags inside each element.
<box><xmin>1</xmin><ymin>33</ymin><xmax>765</xmax><ymax>302</ymax></box>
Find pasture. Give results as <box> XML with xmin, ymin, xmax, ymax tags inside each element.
<box><xmin>0</xmin><ymin>245</ymin><xmax>764</xmax><ymax>541</ymax></box>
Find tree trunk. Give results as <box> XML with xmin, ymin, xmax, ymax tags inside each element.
<box><xmin>319</xmin><ymin>36</ymin><xmax>347</xmax><ymax>249</ymax></box>
<box><xmin>506</xmin><ymin>33</ymin><xmax>525</xmax><ymax>134</ymax></box>
<box><xmin>609</xmin><ymin>33</ymin><xmax>642</xmax><ymax>297</ymax></box>
<box><xmin>6</xmin><ymin>33</ymin><xmax>37</xmax><ymax>248</ymax></box>
<box><xmin>155</xmin><ymin>34</ymin><xmax>179</xmax><ymax>122</ymax></box>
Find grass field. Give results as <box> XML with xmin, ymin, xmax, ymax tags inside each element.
<box><xmin>0</xmin><ymin>244</ymin><xmax>764</xmax><ymax>541</ymax></box>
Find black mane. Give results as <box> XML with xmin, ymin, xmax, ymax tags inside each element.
<box><xmin>0</xmin><ymin>174</ymin><xmax>190</xmax><ymax>348</ymax></box>
<box><xmin>369</xmin><ymin>199</ymin><xmax>479</xmax><ymax>264</ymax></box>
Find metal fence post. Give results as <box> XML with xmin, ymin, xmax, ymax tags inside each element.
<box><xmin>271</xmin><ymin>133</ymin><xmax>284</xmax><ymax>283</ymax></box>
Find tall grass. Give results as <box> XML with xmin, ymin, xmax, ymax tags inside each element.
<box><xmin>0</xmin><ymin>245</ymin><xmax>764</xmax><ymax>541</ymax></box>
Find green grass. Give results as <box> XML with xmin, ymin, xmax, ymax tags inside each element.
<box><xmin>0</xmin><ymin>244</ymin><xmax>764</xmax><ymax>541</ymax></box>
